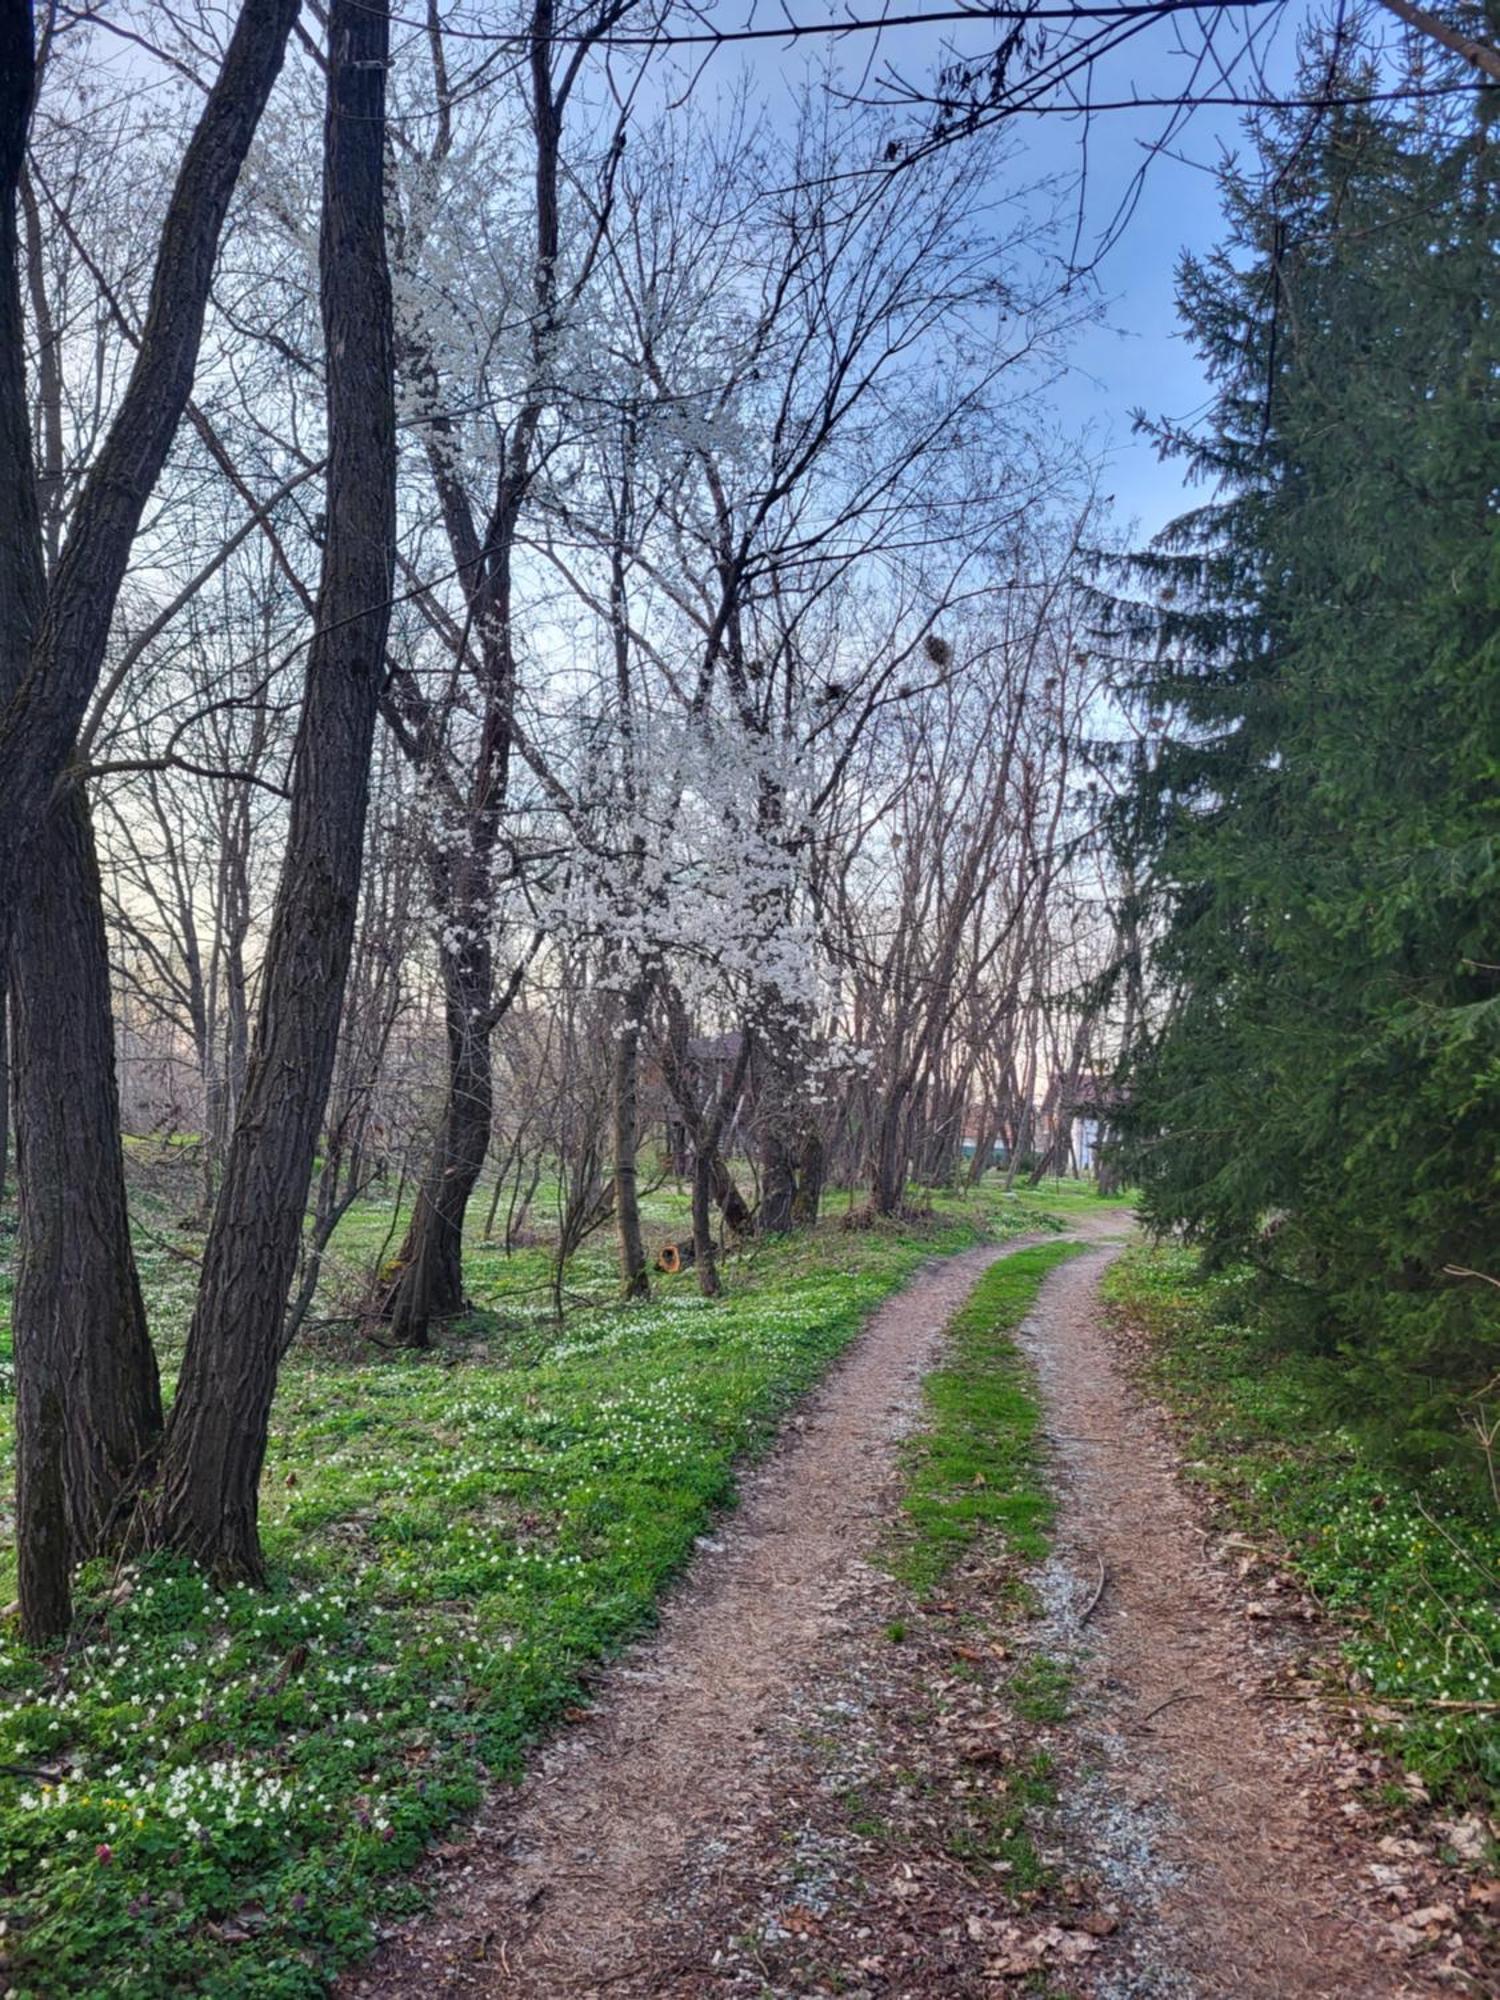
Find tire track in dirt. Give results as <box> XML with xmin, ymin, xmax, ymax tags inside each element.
<box><xmin>1020</xmin><ymin>1242</ymin><xmax>1440</xmax><ymax>1999</ymax></box>
<box><xmin>352</xmin><ymin>1219</ymin><xmax>1450</xmax><ymax>2000</ymax></box>
<box><xmin>348</xmin><ymin>1230</ymin><xmax>1075</xmax><ymax>1998</ymax></box>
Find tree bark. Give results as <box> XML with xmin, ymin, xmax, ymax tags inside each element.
<box><xmin>0</xmin><ymin>1</ymin><xmax>42</xmax><ymax>974</ymax></box>
<box><xmin>3</xmin><ymin>0</ymin><xmax>299</xmax><ymax>1631</ymax></box>
<box><xmin>383</xmin><ymin>940</ymin><xmax>494</xmax><ymax>1345</ymax></box>
<box><xmin>0</xmin><ymin>964</ymin><xmax>9</xmax><ymax>1204</ymax></box>
<box><xmin>141</xmin><ymin>0</ymin><xmax>396</xmax><ymax>1581</ymax></box>
<box><xmin>691</xmin><ymin>1147</ymin><xmax>719</xmax><ymax>1298</ymax></box>
<box><xmin>870</xmin><ymin>1090</ymin><xmax>909</xmax><ymax>1217</ymax></box>
<box><xmin>655</xmin><ymin>992</ymin><xmax>755</xmax><ymax>1237</ymax></box>
<box><xmin>613</xmin><ymin>979</ymin><xmax>650</xmax><ymax>1299</ymax></box>
<box><xmin>691</xmin><ymin>1033</ymin><xmax>753</xmax><ymax>1296</ymax></box>
<box><xmin>708</xmin><ymin>1147</ymin><xmax>754</xmax><ymax>1236</ymax></box>
<box><xmin>13</xmin><ymin>1334</ymin><xmax>67</xmax><ymax>1646</ymax></box>
<box><xmin>11</xmin><ymin>789</ymin><xmax>161</xmax><ymax>1641</ymax></box>
<box><xmin>759</xmin><ymin>1128</ymin><xmax>797</xmax><ymax>1234</ymax></box>
<box><xmin>791</xmin><ymin>1127</ymin><xmax>826</xmax><ymax>1229</ymax></box>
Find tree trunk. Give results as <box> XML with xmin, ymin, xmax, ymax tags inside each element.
<box><xmin>2</xmin><ymin>3</ymin><xmax>296</xmax><ymax>1634</ymax></box>
<box><xmin>709</xmin><ymin>1151</ymin><xmax>754</xmax><ymax>1236</ymax></box>
<box><xmin>682</xmin><ymin>1027</ymin><xmax>753</xmax><ymax>1298</ymax></box>
<box><xmin>1004</xmin><ymin>1040</ymin><xmax>1039</xmax><ymax>1190</ymax></box>
<box><xmin>141</xmin><ymin>0</ymin><xmax>396</xmax><ymax>1581</ymax></box>
<box><xmin>759</xmin><ymin>1131</ymin><xmax>797</xmax><ymax>1234</ymax></box>
<box><xmin>870</xmin><ymin>1088</ymin><xmax>908</xmax><ymax>1216</ymax></box>
<box><xmin>0</xmin><ymin>965</ymin><xmax>9</xmax><ymax>1204</ymax></box>
<box><xmin>0</xmin><ymin>0</ymin><xmax>44</xmax><ymax>970</ymax></box>
<box><xmin>691</xmin><ymin>1148</ymin><xmax>720</xmax><ymax>1298</ymax></box>
<box><xmin>383</xmin><ymin>945</ymin><xmax>493</xmax><ymax>1346</ymax></box>
<box><xmin>11</xmin><ymin>789</ymin><xmax>161</xmax><ymax>1641</ymax></box>
<box><xmin>1096</xmin><ymin>1131</ymin><xmax>1124</xmax><ymax>1197</ymax></box>
<box><xmin>613</xmin><ymin>981</ymin><xmax>650</xmax><ymax>1299</ymax></box>
<box><xmin>791</xmin><ymin>1127</ymin><xmax>825</xmax><ymax>1229</ymax></box>
<box><xmin>13</xmin><ymin>1331</ymin><xmax>68</xmax><ymax>1646</ymax></box>
<box><xmin>655</xmin><ymin>989</ymin><xmax>754</xmax><ymax>1238</ymax></box>
<box><xmin>966</xmin><ymin>1111</ymin><xmax>998</xmax><ymax>1187</ymax></box>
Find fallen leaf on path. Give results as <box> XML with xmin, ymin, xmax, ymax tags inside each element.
<box><xmin>1072</xmin><ymin>1911</ymin><xmax>1119</xmax><ymax>1937</ymax></box>
<box><xmin>1435</xmin><ymin>1816</ymin><xmax>1488</xmax><ymax>1864</ymax></box>
<box><xmin>1367</xmin><ymin>1862</ymin><xmax>1408</xmax><ymax>1897</ymax></box>
<box><xmin>1405</xmin><ymin>1904</ymin><xmax>1457</xmax><ymax>1929</ymax></box>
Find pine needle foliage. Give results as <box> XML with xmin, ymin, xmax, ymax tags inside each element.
<box><xmin>1110</xmin><ymin>46</ymin><xmax>1500</xmax><ymax>1475</ymax></box>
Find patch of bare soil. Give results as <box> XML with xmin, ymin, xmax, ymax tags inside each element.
<box><xmin>1019</xmin><ymin>1244</ymin><xmax>1494</xmax><ymax>2000</ymax></box>
<box><xmin>346</xmin><ymin>1234</ymin><xmax>1058</xmax><ymax>1998</ymax></box>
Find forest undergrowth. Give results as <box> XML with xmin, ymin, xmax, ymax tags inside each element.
<box><xmin>0</xmin><ymin>1162</ymin><xmax>1073</xmax><ymax>1998</ymax></box>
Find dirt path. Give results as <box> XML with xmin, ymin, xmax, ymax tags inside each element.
<box><xmin>1020</xmin><ymin>1242</ymin><xmax>1437</xmax><ymax>1999</ymax></box>
<box><xmin>350</xmin><ymin>1232</ymin><xmax>1067</xmax><ymax>1998</ymax></box>
<box><xmin>351</xmin><ymin>1220</ymin><xmax>1460</xmax><ymax>1999</ymax></box>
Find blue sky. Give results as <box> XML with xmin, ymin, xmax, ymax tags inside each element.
<box><xmin>1039</xmin><ymin>91</ymin><xmax>1240</xmax><ymax>542</ymax></box>
<box><xmin>701</xmin><ymin>4</ymin><xmax>1313</xmax><ymax>541</ymax></box>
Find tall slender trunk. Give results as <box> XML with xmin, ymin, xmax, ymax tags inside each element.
<box><xmin>691</xmin><ymin>1149</ymin><xmax>719</xmax><ymax>1298</ymax></box>
<box><xmin>383</xmin><ymin>943</ymin><xmax>493</xmax><ymax>1345</ymax></box>
<box><xmin>691</xmin><ymin>1034</ymin><xmax>753</xmax><ymax>1296</ymax></box>
<box><xmin>967</xmin><ymin>1115</ymin><xmax>997</xmax><ymax>1186</ymax></box>
<box><xmin>140</xmin><ymin>0</ymin><xmax>396</xmax><ymax>1581</ymax></box>
<box><xmin>613</xmin><ymin>979</ymin><xmax>650</xmax><ymax>1299</ymax></box>
<box><xmin>1004</xmin><ymin>1038</ymin><xmax>1040</xmax><ymax>1190</ymax></box>
<box><xmin>2</xmin><ymin>0</ymin><xmax>299</xmax><ymax>1632</ymax></box>
<box><xmin>0</xmin><ymin>965</ymin><xmax>9</xmax><ymax>1204</ymax></box>
<box><xmin>11</xmin><ymin>790</ymin><xmax>161</xmax><ymax>1641</ymax></box>
<box><xmin>656</xmin><ymin>994</ymin><xmax>754</xmax><ymax>1238</ymax></box>
<box><xmin>709</xmin><ymin>1151</ymin><xmax>755</xmax><ymax>1237</ymax></box>
<box><xmin>0</xmin><ymin>1</ymin><xmax>44</xmax><ymax>965</ymax></box>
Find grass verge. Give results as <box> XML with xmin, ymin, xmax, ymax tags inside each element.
<box><xmin>894</xmin><ymin>1242</ymin><xmax>1087</xmax><ymax>1597</ymax></box>
<box><xmin>1102</xmin><ymin>1245</ymin><xmax>1500</xmax><ymax>1820</ymax></box>
<box><xmin>887</xmin><ymin>1240</ymin><xmax>1088</xmax><ymax>1897</ymax></box>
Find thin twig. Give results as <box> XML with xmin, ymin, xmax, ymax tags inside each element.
<box><xmin>1081</xmin><ymin>1553</ymin><xmax>1108</xmax><ymax>1624</ymax></box>
<box><xmin>1137</xmin><ymin>1688</ymin><xmax>1200</xmax><ymax>1725</ymax></box>
<box><xmin>132</xmin><ymin>1219</ymin><xmax>202</xmax><ymax>1266</ymax></box>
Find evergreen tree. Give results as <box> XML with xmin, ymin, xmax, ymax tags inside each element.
<box><xmin>1114</xmin><ymin>54</ymin><xmax>1500</xmax><ymax>1468</ymax></box>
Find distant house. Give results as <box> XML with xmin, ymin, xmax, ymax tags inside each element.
<box><xmin>1066</xmin><ymin>1071</ymin><xmax>1126</xmax><ymax>1176</ymax></box>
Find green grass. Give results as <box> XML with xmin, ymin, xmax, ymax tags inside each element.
<box><xmin>940</xmin><ymin>1749</ymin><xmax>1059</xmax><ymax>1886</ymax></box>
<box><xmin>884</xmin><ymin>1242</ymin><xmax>1088</xmax><ymax>1896</ymax></box>
<box><xmin>0</xmin><ymin>1171</ymin><xmax>1065</xmax><ymax>1998</ymax></box>
<box><xmin>893</xmin><ymin>1242</ymin><xmax>1087</xmax><ymax>1596</ymax></box>
<box><xmin>990</xmin><ymin>1175</ymin><xmax>1133</xmax><ymax>1219</ymax></box>
<box><xmin>1103</xmin><ymin>1245</ymin><xmax>1500</xmax><ymax>1820</ymax></box>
